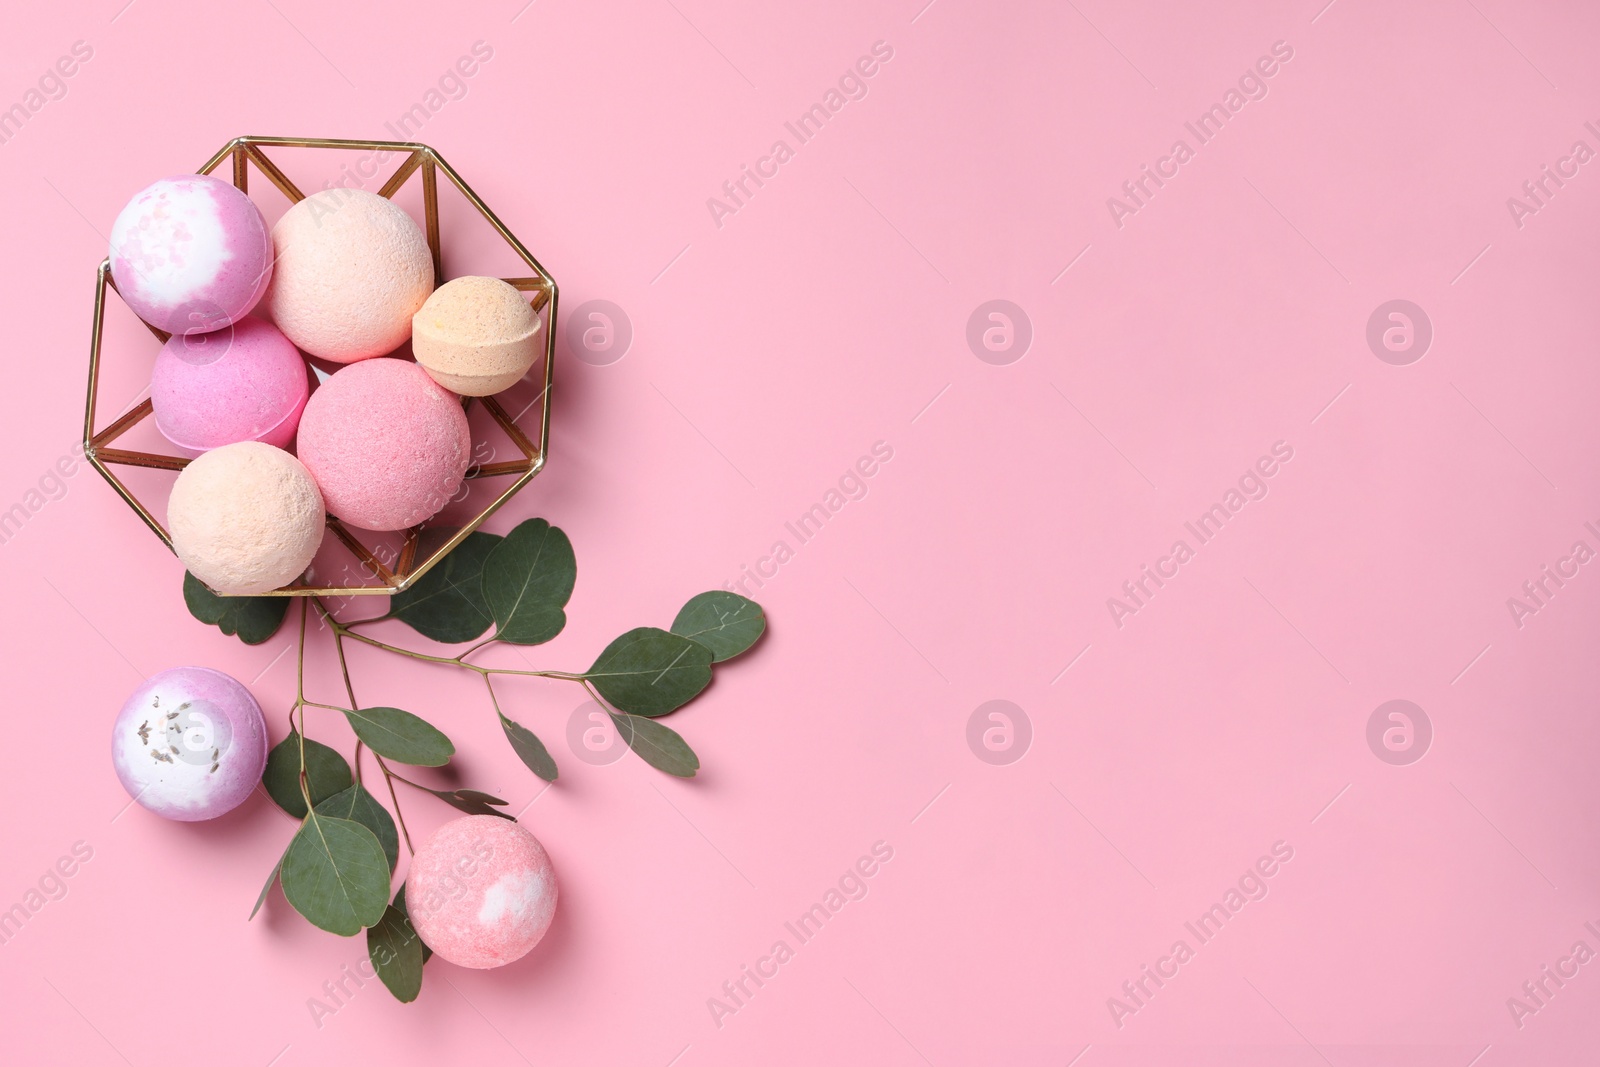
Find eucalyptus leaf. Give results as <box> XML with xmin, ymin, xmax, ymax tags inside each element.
<box><xmin>183</xmin><ymin>571</ymin><xmax>289</xmax><ymax>645</ymax></box>
<box><xmin>481</xmin><ymin>518</ymin><xmax>576</xmax><ymax>645</ymax></box>
<box><xmin>316</xmin><ymin>784</ymin><xmax>400</xmax><ymax>872</ymax></box>
<box><xmin>454</xmin><ymin>789</ymin><xmax>509</xmax><ymax>805</ymax></box>
<box><xmin>389</xmin><ymin>530</ymin><xmax>502</xmax><ymax>643</ymax></box>
<box><xmin>671</xmin><ymin>591</ymin><xmax>766</xmax><ymax>662</ymax></box>
<box><xmin>585</xmin><ymin>627</ymin><xmax>714</xmax><ymax>716</ymax></box>
<box><xmin>427</xmin><ymin>787</ymin><xmax>514</xmax><ymax>819</ymax></box>
<box><xmin>368</xmin><ymin>890</ymin><xmax>426</xmax><ymax>1002</ymax></box>
<box><xmin>280</xmin><ymin>812</ymin><xmax>390</xmax><ymax>936</ymax></box>
<box><xmin>611</xmin><ymin>712</ymin><xmax>699</xmax><ymax>778</ymax></box>
<box><xmin>342</xmin><ymin>707</ymin><xmax>455</xmax><ymax>767</ymax></box>
<box><xmin>249</xmin><ymin>854</ymin><xmax>284</xmax><ymax>920</ymax></box>
<box><xmin>500</xmin><ymin>714</ymin><xmax>558</xmax><ymax>782</ymax></box>
<box><xmin>263</xmin><ymin>732</ymin><xmax>354</xmax><ymax>819</ymax></box>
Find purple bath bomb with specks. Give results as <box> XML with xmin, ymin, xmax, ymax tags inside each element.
<box><xmin>109</xmin><ymin>174</ymin><xmax>273</xmax><ymax>336</ymax></box>
<box><xmin>111</xmin><ymin>667</ymin><xmax>268</xmax><ymax>822</ymax></box>
<box><xmin>151</xmin><ymin>316</ymin><xmax>310</xmax><ymax>452</ymax></box>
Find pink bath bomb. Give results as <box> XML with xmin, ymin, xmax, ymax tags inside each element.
<box><xmin>408</xmin><ymin>816</ymin><xmax>557</xmax><ymax>969</ymax></box>
<box><xmin>168</xmin><ymin>442</ymin><xmax>325</xmax><ymax>595</ymax></box>
<box><xmin>109</xmin><ymin>174</ymin><xmax>273</xmax><ymax>335</ymax></box>
<box><xmin>264</xmin><ymin>189</ymin><xmax>434</xmax><ymax>363</ymax></box>
<box><xmin>111</xmin><ymin>667</ymin><xmax>269</xmax><ymax>821</ymax></box>
<box><xmin>296</xmin><ymin>358</ymin><xmax>471</xmax><ymax>531</ymax></box>
<box><xmin>151</xmin><ymin>317</ymin><xmax>310</xmax><ymax>451</ymax></box>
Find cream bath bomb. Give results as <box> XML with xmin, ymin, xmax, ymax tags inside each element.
<box><xmin>264</xmin><ymin>189</ymin><xmax>434</xmax><ymax>363</ymax></box>
<box><xmin>408</xmin><ymin>816</ymin><xmax>558</xmax><ymax>969</ymax></box>
<box><xmin>296</xmin><ymin>358</ymin><xmax>470</xmax><ymax>531</ymax></box>
<box><xmin>111</xmin><ymin>667</ymin><xmax>269</xmax><ymax>821</ymax></box>
<box><xmin>151</xmin><ymin>316</ymin><xmax>309</xmax><ymax>452</ymax></box>
<box><xmin>412</xmin><ymin>277</ymin><xmax>541</xmax><ymax>396</ymax></box>
<box><xmin>109</xmin><ymin>174</ymin><xmax>273</xmax><ymax>335</ymax></box>
<box><xmin>168</xmin><ymin>442</ymin><xmax>324</xmax><ymax>595</ymax></box>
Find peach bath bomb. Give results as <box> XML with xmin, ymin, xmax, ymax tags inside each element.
<box><xmin>408</xmin><ymin>816</ymin><xmax>558</xmax><ymax>969</ymax></box>
<box><xmin>264</xmin><ymin>189</ymin><xmax>434</xmax><ymax>363</ymax></box>
<box><xmin>111</xmin><ymin>667</ymin><xmax>269</xmax><ymax>821</ymax></box>
<box><xmin>412</xmin><ymin>276</ymin><xmax>541</xmax><ymax>396</ymax></box>
<box><xmin>296</xmin><ymin>358</ymin><xmax>471</xmax><ymax>531</ymax></box>
<box><xmin>168</xmin><ymin>442</ymin><xmax>325</xmax><ymax>595</ymax></box>
<box><xmin>109</xmin><ymin>174</ymin><xmax>273</xmax><ymax>336</ymax></box>
<box><xmin>151</xmin><ymin>316</ymin><xmax>310</xmax><ymax>452</ymax></box>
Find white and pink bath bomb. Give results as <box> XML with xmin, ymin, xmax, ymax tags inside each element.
<box><xmin>407</xmin><ymin>816</ymin><xmax>558</xmax><ymax>969</ymax></box>
<box><xmin>151</xmin><ymin>316</ymin><xmax>310</xmax><ymax>452</ymax></box>
<box><xmin>168</xmin><ymin>441</ymin><xmax>325</xmax><ymax>595</ymax></box>
<box><xmin>296</xmin><ymin>358</ymin><xmax>471</xmax><ymax>531</ymax></box>
<box><xmin>264</xmin><ymin>189</ymin><xmax>434</xmax><ymax>363</ymax></box>
<box><xmin>111</xmin><ymin>667</ymin><xmax>268</xmax><ymax>821</ymax></box>
<box><xmin>109</xmin><ymin>174</ymin><xmax>273</xmax><ymax>335</ymax></box>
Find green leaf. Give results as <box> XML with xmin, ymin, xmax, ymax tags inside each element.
<box><xmin>263</xmin><ymin>732</ymin><xmax>354</xmax><ymax>819</ymax></box>
<box><xmin>481</xmin><ymin>518</ymin><xmax>576</xmax><ymax>645</ymax></box>
<box><xmin>341</xmin><ymin>707</ymin><xmax>454</xmax><ymax>767</ymax></box>
<box><xmin>315</xmin><ymin>784</ymin><xmax>399</xmax><ymax>872</ymax></box>
<box><xmin>249</xmin><ymin>854</ymin><xmax>284</xmax><ymax>920</ymax></box>
<box><xmin>183</xmin><ymin>571</ymin><xmax>289</xmax><ymax>645</ymax></box>
<box><xmin>368</xmin><ymin>887</ymin><xmax>427</xmax><ymax>1002</ymax></box>
<box><xmin>611</xmin><ymin>713</ymin><xmax>699</xmax><ymax>778</ymax></box>
<box><xmin>280</xmin><ymin>812</ymin><xmax>391</xmax><ymax>936</ymax></box>
<box><xmin>389</xmin><ymin>530</ymin><xmax>502</xmax><ymax>643</ymax></box>
<box><xmin>671</xmin><ymin>591</ymin><xmax>766</xmax><ymax>662</ymax></box>
<box><xmin>455</xmin><ymin>789</ymin><xmax>509</xmax><ymax>805</ymax></box>
<box><xmin>426</xmin><ymin>787</ymin><xmax>514</xmax><ymax>819</ymax></box>
<box><xmin>585</xmin><ymin>627</ymin><xmax>714</xmax><ymax>716</ymax></box>
<box><xmin>499</xmin><ymin>714</ymin><xmax>558</xmax><ymax>782</ymax></box>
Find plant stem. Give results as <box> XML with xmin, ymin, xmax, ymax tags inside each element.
<box><xmin>294</xmin><ymin>601</ymin><xmax>312</xmax><ymax>813</ymax></box>
<box><xmin>321</xmin><ymin>600</ymin><xmax>415</xmax><ymax>855</ymax></box>
<box><xmin>314</xmin><ymin>599</ymin><xmax>581</xmax><ymax>681</ymax></box>
<box><xmin>455</xmin><ymin>637</ymin><xmax>497</xmax><ymax>663</ymax></box>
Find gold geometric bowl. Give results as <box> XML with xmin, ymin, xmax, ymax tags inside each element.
<box><xmin>82</xmin><ymin>135</ymin><xmax>557</xmax><ymax>596</ymax></box>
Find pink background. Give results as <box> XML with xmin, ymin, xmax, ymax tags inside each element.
<box><xmin>4</xmin><ymin>0</ymin><xmax>1600</xmax><ymax>1063</ymax></box>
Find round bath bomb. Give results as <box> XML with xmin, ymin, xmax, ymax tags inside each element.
<box><xmin>264</xmin><ymin>189</ymin><xmax>434</xmax><ymax>363</ymax></box>
<box><xmin>412</xmin><ymin>277</ymin><xmax>542</xmax><ymax>396</ymax></box>
<box><xmin>408</xmin><ymin>816</ymin><xmax>557</xmax><ymax>969</ymax></box>
<box><xmin>296</xmin><ymin>358</ymin><xmax>470</xmax><ymax>531</ymax></box>
<box><xmin>151</xmin><ymin>316</ymin><xmax>310</xmax><ymax>452</ymax></box>
<box><xmin>109</xmin><ymin>174</ymin><xmax>273</xmax><ymax>336</ymax></box>
<box><xmin>111</xmin><ymin>667</ymin><xmax>269</xmax><ymax>821</ymax></box>
<box><xmin>168</xmin><ymin>442</ymin><xmax>324</xmax><ymax>595</ymax></box>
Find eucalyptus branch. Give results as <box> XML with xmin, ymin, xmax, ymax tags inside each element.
<box><xmin>326</xmin><ymin>605</ymin><xmax>417</xmax><ymax>854</ymax></box>
<box><xmin>189</xmin><ymin>516</ymin><xmax>766</xmax><ymax>1002</ymax></box>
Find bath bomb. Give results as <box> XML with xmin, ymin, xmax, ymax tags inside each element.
<box><xmin>151</xmin><ymin>316</ymin><xmax>310</xmax><ymax>452</ymax></box>
<box><xmin>408</xmin><ymin>816</ymin><xmax>557</xmax><ymax>969</ymax></box>
<box><xmin>412</xmin><ymin>277</ymin><xmax>542</xmax><ymax>396</ymax></box>
<box><xmin>111</xmin><ymin>667</ymin><xmax>269</xmax><ymax>821</ymax></box>
<box><xmin>168</xmin><ymin>442</ymin><xmax>324</xmax><ymax>595</ymax></box>
<box><xmin>264</xmin><ymin>189</ymin><xmax>434</xmax><ymax>363</ymax></box>
<box><xmin>296</xmin><ymin>358</ymin><xmax>471</xmax><ymax>531</ymax></box>
<box><xmin>109</xmin><ymin>174</ymin><xmax>273</xmax><ymax>335</ymax></box>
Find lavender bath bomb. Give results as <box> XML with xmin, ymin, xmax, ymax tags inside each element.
<box><xmin>264</xmin><ymin>189</ymin><xmax>434</xmax><ymax>363</ymax></box>
<box><xmin>109</xmin><ymin>174</ymin><xmax>273</xmax><ymax>335</ymax></box>
<box><xmin>296</xmin><ymin>358</ymin><xmax>471</xmax><ymax>531</ymax></box>
<box><xmin>168</xmin><ymin>442</ymin><xmax>325</xmax><ymax>595</ymax></box>
<box><xmin>408</xmin><ymin>816</ymin><xmax>558</xmax><ymax>969</ymax></box>
<box><xmin>111</xmin><ymin>667</ymin><xmax>268</xmax><ymax>821</ymax></box>
<box><xmin>151</xmin><ymin>316</ymin><xmax>310</xmax><ymax>452</ymax></box>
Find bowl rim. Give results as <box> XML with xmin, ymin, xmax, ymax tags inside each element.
<box><xmin>83</xmin><ymin>135</ymin><xmax>558</xmax><ymax>597</ymax></box>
